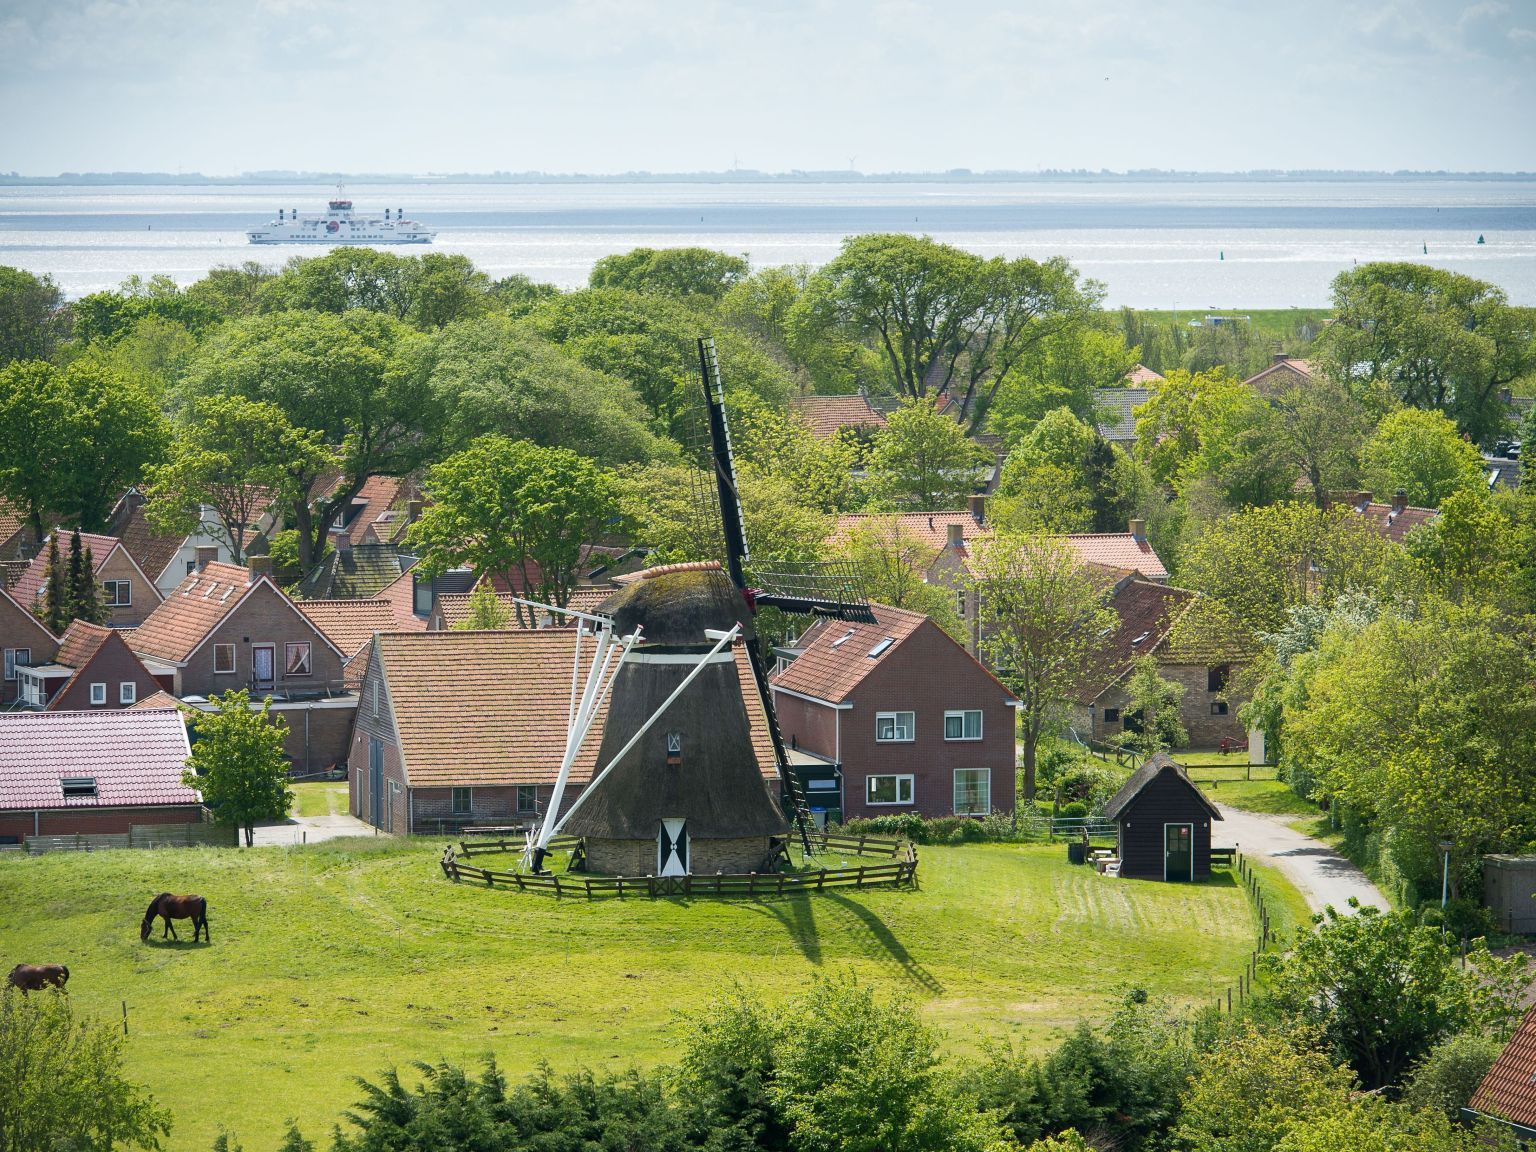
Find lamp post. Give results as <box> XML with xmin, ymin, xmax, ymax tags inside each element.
<box><xmin>1438</xmin><ymin>838</ymin><xmax>1454</xmax><ymax>914</ymax></box>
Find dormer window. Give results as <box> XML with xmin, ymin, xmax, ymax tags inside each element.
<box><xmin>61</xmin><ymin>777</ymin><xmax>97</xmax><ymax>798</ymax></box>
<box><xmin>829</xmin><ymin>629</ymin><xmax>856</xmax><ymax>649</ymax></box>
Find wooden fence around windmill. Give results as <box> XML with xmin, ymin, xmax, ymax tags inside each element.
<box><xmin>440</xmin><ymin>831</ymin><xmax>918</xmax><ymax>899</ymax></box>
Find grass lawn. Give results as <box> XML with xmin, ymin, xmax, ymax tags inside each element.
<box><xmin>290</xmin><ymin>781</ymin><xmax>347</xmax><ymax>818</ymax></box>
<box><xmin>1197</xmin><ymin>778</ymin><xmax>1320</xmax><ymax>818</ymax></box>
<box><xmin>0</xmin><ymin>838</ymin><xmax>1278</xmax><ymax>1151</ymax></box>
<box><xmin>1118</xmin><ymin>307</ymin><xmax>1333</xmax><ymax>339</ymax></box>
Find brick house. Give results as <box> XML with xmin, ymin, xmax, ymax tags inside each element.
<box><xmin>1070</xmin><ymin>574</ymin><xmax>1249</xmax><ymax>750</ymax></box>
<box><xmin>769</xmin><ymin>604</ymin><xmax>1019</xmax><ymax>822</ymax></box>
<box><xmin>129</xmin><ymin>561</ymin><xmax>356</xmax><ymax>773</ymax></box>
<box><xmin>1243</xmin><ymin>354</ymin><xmax>1315</xmax><ymax>390</ymax></box>
<box><xmin>1</xmin><ymin>583</ymin><xmax>57</xmax><ymax>707</ymax></box>
<box><xmin>14</xmin><ymin>620</ymin><xmax>163</xmax><ymax>711</ymax></box>
<box><xmin>11</xmin><ymin>531</ymin><xmax>163</xmax><ymax>629</ymax></box>
<box><xmin>350</xmin><ymin>629</ymin><xmax>776</xmax><ymax>836</ymax></box>
<box><xmin>0</xmin><ymin>708</ymin><xmax>202</xmax><ymax>843</ymax></box>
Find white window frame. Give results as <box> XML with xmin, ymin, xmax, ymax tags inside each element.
<box><xmin>874</xmin><ymin>711</ymin><xmax>915</xmax><ymax>743</ymax></box>
<box><xmin>3</xmin><ymin>648</ymin><xmax>29</xmax><ymax>681</ymax></box>
<box><xmin>103</xmin><ymin>580</ymin><xmax>131</xmax><ymax>607</ymax></box>
<box><xmin>119</xmin><ymin>681</ymin><xmax>136</xmax><ymax>705</ymax></box>
<box><xmin>284</xmin><ymin>641</ymin><xmax>312</xmax><ymax>678</ymax></box>
<box><xmin>953</xmin><ymin>768</ymin><xmax>991</xmax><ymax>816</ymax></box>
<box><xmin>451</xmin><ymin>786</ymin><xmax>473</xmax><ymax>815</ymax></box>
<box><xmin>944</xmin><ymin>709</ymin><xmax>983</xmax><ymax>741</ymax></box>
<box><xmin>213</xmin><ymin>643</ymin><xmax>236</xmax><ymax>675</ymax></box>
<box><xmin>866</xmin><ymin>774</ymin><xmax>915</xmax><ymax>806</ymax></box>
<box><xmin>89</xmin><ymin>682</ymin><xmax>107</xmax><ymax>705</ymax></box>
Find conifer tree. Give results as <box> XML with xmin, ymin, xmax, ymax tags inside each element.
<box><xmin>66</xmin><ymin>532</ymin><xmax>107</xmax><ymax>626</ymax></box>
<box><xmin>41</xmin><ymin>532</ymin><xmax>67</xmax><ymax>635</ymax></box>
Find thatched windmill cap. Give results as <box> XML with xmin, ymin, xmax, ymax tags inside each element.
<box><xmin>598</xmin><ymin>562</ymin><xmax>753</xmax><ymax>649</ymax></box>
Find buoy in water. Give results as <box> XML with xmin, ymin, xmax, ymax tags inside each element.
<box><xmin>1478</xmin><ymin>234</ymin><xmax>1486</xmax><ymax>245</ymax></box>
<box><xmin>1423</xmin><ymin>242</ymin><xmax>1428</xmax><ymax>254</ymax></box>
<box><xmin>1219</xmin><ymin>250</ymin><xmax>1224</xmax><ymax>261</ymax></box>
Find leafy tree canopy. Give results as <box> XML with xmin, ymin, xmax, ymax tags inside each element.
<box><xmin>1358</xmin><ymin>407</ymin><xmax>1487</xmax><ymax>508</ymax></box>
<box><xmin>590</xmin><ymin>246</ymin><xmax>749</xmax><ymax>300</ymax></box>
<box><xmin>185</xmin><ymin>689</ymin><xmax>292</xmax><ymax>847</ymax></box>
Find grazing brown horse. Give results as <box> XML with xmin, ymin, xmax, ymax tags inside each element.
<box><xmin>141</xmin><ymin>893</ymin><xmax>209</xmax><ymax>943</ymax></box>
<box><xmin>8</xmin><ymin>963</ymin><xmax>68</xmax><ymax>992</ymax></box>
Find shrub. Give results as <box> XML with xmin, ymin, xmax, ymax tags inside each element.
<box><xmin>837</xmin><ymin>810</ymin><xmax>1044</xmax><ymax>845</ymax></box>
<box><xmin>1060</xmin><ymin>802</ymin><xmax>1089</xmax><ymax>820</ymax></box>
<box><xmin>1055</xmin><ymin>763</ymin><xmax>1124</xmax><ymax>813</ymax></box>
<box><xmin>1400</xmin><ymin>1032</ymin><xmax>1505</xmax><ymax>1119</ymax></box>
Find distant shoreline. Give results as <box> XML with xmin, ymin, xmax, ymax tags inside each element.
<box><xmin>3</xmin><ymin>169</ymin><xmax>1534</xmax><ymax>187</ymax></box>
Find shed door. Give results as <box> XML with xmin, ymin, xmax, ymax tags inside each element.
<box><xmin>658</xmin><ymin>819</ymin><xmax>688</xmax><ymax>877</ymax></box>
<box><xmin>369</xmin><ymin>737</ymin><xmax>383</xmax><ymax>828</ymax></box>
<box><xmin>252</xmin><ymin>644</ymin><xmax>276</xmax><ymax>688</ymax></box>
<box><xmin>1164</xmin><ymin>823</ymin><xmax>1193</xmax><ymax>882</ymax></box>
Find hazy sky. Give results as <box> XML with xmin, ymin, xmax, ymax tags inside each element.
<box><xmin>1</xmin><ymin>0</ymin><xmax>1533</xmax><ymax>175</ymax></box>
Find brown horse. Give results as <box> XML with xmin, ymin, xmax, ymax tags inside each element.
<box><xmin>8</xmin><ymin>963</ymin><xmax>68</xmax><ymax>992</ymax></box>
<box><xmin>141</xmin><ymin>893</ymin><xmax>209</xmax><ymax>943</ymax></box>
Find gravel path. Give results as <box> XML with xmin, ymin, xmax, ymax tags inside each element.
<box><xmin>249</xmin><ymin>811</ymin><xmax>376</xmax><ymax>846</ymax></box>
<box><xmin>1214</xmin><ymin>803</ymin><xmax>1387</xmax><ymax>915</ymax></box>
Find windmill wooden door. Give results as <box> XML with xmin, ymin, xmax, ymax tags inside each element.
<box><xmin>658</xmin><ymin>819</ymin><xmax>688</xmax><ymax>876</ymax></box>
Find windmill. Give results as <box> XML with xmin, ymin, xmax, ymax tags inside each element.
<box><xmin>523</xmin><ymin>338</ymin><xmax>873</xmax><ymax>875</ymax></box>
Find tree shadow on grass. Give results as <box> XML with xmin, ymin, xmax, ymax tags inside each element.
<box><xmin>751</xmin><ymin>895</ymin><xmax>823</xmax><ymax>965</ymax></box>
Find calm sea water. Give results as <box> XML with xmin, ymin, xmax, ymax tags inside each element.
<box><xmin>2</xmin><ymin>180</ymin><xmax>1534</xmax><ymax>308</ymax></box>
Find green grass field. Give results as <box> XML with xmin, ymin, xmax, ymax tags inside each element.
<box><xmin>1117</xmin><ymin>307</ymin><xmax>1334</xmax><ymax>339</ymax></box>
<box><xmin>1</xmin><ymin>838</ymin><xmax>1278</xmax><ymax>1151</ymax></box>
<box><xmin>289</xmin><ymin>781</ymin><xmax>347</xmax><ymax>818</ymax></box>
<box><xmin>1197</xmin><ymin>778</ymin><xmax>1321</xmax><ymax>818</ymax></box>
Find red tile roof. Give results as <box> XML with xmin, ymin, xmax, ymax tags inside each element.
<box><xmin>11</xmin><ymin>531</ymin><xmax>129</xmax><ymax>608</ymax></box>
<box><xmin>789</xmin><ymin>394</ymin><xmax>888</xmax><ymax>439</ymax></box>
<box><xmin>128</xmin><ymin>690</ymin><xmax>187</xmax><ymax>712</ymax></box>
<box><xmin>0</xmin><ymin>498</ymin><xmax>29</xmax><ymax>552</ymax></box>
<box><xmin>1472</xmin><ymin>1005</ymin><xmax>1536</xmax><ymax>1128</ymax></box>
<box><xmin>54</xmin><ymin>620</ymin><xmax>113</xmax><ymax>669</ymax></box>
<box><xmin>129</xmin><ymin>562</ymin><xmax>257</xmax><ymax>664</ymax></box>
<box><xmin>1075</xmin><ymin>578</ymin><xmax>1196</xmax><ymax>703</ymax></box>
<box><xmin>373</xmin><ymin>630</ymin><xmax>777</xmax><ymax>789</ymax></box>
<box><xmin>1125</xmin><ymin>363</ymin><xmax>1164</xmax><ymax>385</ymax></box>
<box><xmin>372</xmin><ymin>570</ymin><xmax>426</xmax><ymax>630</ymax></box>
<box><xmin>772</xmin><ymin>603</ymin><xmax>1009</xmax><ymax>707</ymax></box>
<box><xmin>830</xmin><ymin>512</ymin><xmax>1170</xmax><ymax>581</ymax></box>
<box><xmin>112</xmin><ymin>503</ymin><xmax>186</xmax><ymax>586</ymax></box>
<box><xmin>296</xmin><ymin>599</ymin><xmax>402</xmax><ymax>659</ymax></box>
<box><xmin>433</xmin><ymin>585</ymin><xmax>615</xmax><ymax>630</ymax></box>
<box><xmin>0</xmin><ymin>583</ymin><xmax>56</xmax><ymax>648</ymax></box>
<box><xmin>1243</xmin><ymin>357</ymin><xmax>1315</xmax><ymax>389</ymax></box>
<box><xmin>1346</xmin><ymin>496</ymin><xmax>1438</xmax><ymax>543</ymax></box>
<box><xmin>0</xmin><ymin>708</ymin><xmax>197</xmax><ymax>810</ymax></box>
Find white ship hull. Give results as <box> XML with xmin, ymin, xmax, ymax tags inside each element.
<box><xmin>247</xmin><ymin>191</ymin><xmax>435</xmax><ymax>245</ymax></box>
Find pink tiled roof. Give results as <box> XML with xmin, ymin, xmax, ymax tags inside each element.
<box><xmin>112</xmin><ymin>503</ymin><xmax>186</xmax><ymax>586</ymax></box>
<box><xmin>0</xmin><ymin>708</ymin><xmax>197</xmax><ymax>810</ymax></box>
<box><xmin>296</xmin><ymin>598</ymin><xmax>401</xmax><ymax>659</ymax></box>
<box><xmin>127</xmin><ymin>690</ymin><xmax>187</xmax><ymax>712</ymax></box>
<box><xmin>1244</xmin><ymin>357</ymin><xmax>1315</xmax><ymax>388</ymax></box>
<box><xmin>1346</xmin><ymin>496</ymin><xmax>1437</xmax><ymax>544</ymax></box>
<box><xmin>789</xmin><ymin>394</ymin><xmax>888</xmax><ymax>439</ymax></box>
<box><xmin>830</xmin><ymin>512</ymin><xmax>1170</xmax><ymax>582</ymax></box>
<box><xmin>11</xmin><ymin>531</ymin><xmax>126</xmax><ymax>608</ymax></box>
<box><xmin>373</xmin><ymin>570</ymin><xmax>427</xmax><ymax>631</ymax></box>
<box><xmin>1472</xmin><ymin>1006</ymin><xmax>1536</xmax><ymax>1128</ymax></box>
<box><xmin>1125</xmin><ymin>363</ymin><xmax>1164</xmax><ymax>385</ymax></box>
<box><xmin>54</xmin><ymin>620</ymin><xmax>113</xmax><ymax>669</ymax></box>
<box><xmin>0</xmin><ymin>498</ymin><xmax>28</xmax><ymax>550</ymax></box>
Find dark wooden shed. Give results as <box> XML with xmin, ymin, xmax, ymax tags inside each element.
<box><xmin>1104</xmin><ymin>752</ymin><xmax>1222</xmax><ymax>881</ymax></box>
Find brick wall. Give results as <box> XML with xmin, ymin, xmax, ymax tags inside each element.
<box><xmin>179</xmin><ymin>582</ymin><xmax>346</xmax><ymax>698</ymax></box>
<box><xmin>99</xmin><ymin>548</ymin><xmax>160</xmax><ymax>628</ymax></box>
<box><xmin>271</xmin><ymin>702</ymin><xmax>356</xmax><ymax>774</ymax></box>
<box><xmin>1086</xmin><ymin>662</ymin><xmax>1246</xmax><ymax>749</ymax></box>
<box><xmin>777</xmin><ymin>618</ymin><xmax>1016</xmax><ymax>821</ymax></box>
<box><xmin>0</xmin><ymin>804</ymin><xmax>206</xmax><ymax>841</ymax></box>
<box><xmin>0</xmin><ymin>607</ymin><xmax>56</xmax><ymax>706</ymax></box>
<box><xmin>583</xmin><ymin>835</ymin><xmax>776</xmax><ymax>876</ymax></box>
<box><xmin>48</xmin><ymin>634</ymin><xmax>162</xmax><ymax>711</ymax></box>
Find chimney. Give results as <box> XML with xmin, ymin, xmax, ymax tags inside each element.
<box><xmin>967</xmin><ymin>493</ymin><xmax>987</xmax><ymax>525</ymax></box>
<box><xmin>946</xmin><ymin>522</ymin><xmax>964</xmax><ymax>549</ymax></box>
<box><xmin>407</xmin><ymin>499</ymin><xmax>424</xmax><ymax>523</ymax></box>
<box><xmin>1273</xmin><ymin>351</ymin><xmax>1290</xmax><ymax>364</ymax></box>
<box><xmin>334</xmin><ymin>531</ymin><xmax>353</xmax><ymax>554</ymax></box>
<box><xmin>1392</xmin><ymin>488</ymin><xmax>1407</xmax><ymax>513</ymax></box>
<box><xmin>248</xmin><ymin>555</ymin><xmax>274</xmax><ymax>579</ymax></box>
<box><xmin>195</xmin><ymin>545</ymin><xmax>218</xmax><ymax>572</ymax></box>
<box><xmin>1129</xmin><ymin>517</ymin><xmax>1146</xmax><ymax>543</ymax></box>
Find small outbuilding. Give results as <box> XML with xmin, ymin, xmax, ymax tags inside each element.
<box><xmin>1103</xmin><ymin>752</ymin><xmax>1222</xmax><ymax>881</ymax></box>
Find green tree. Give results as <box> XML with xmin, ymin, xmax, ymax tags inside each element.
<box><xmin>1358</xmin><ymin>407</ymin><xmax>1487</xmax><ymax>508</ymax></box>
<box><xmin>66</xmin><ymin>531</ymin><xmax>107</xmax><ymax>626</ymax></box>
<box><xmin>428</xmin><ymin>315</ymin><xmax>662</xmax><ymax>466</ymax></box>
<box><xmin>988</xmin><ymin>324</ymin><xmax>1137</xmax><ymax>449</ymax></box>
<box><xmin>184</xmin><ymin>690</ymin><xmax>293</xmax><ymax>847</ymax></box>
<box><xmin>1177</xmin><ymin>502</ymin><xmax>1400</xmax><ymax>634</ymax></box>
<box><xmin>1253</xmin><ymin>367</ymin><xmax>1373</xmax><ymax>509</ymax></box>
<box><xmin>407</xmin><ymin>436</ymin><xmax>618</xmax><ymax>623</ymax></box>
<box><xmin>834</xmin><ymin>516</ymin><xmax>962</xmax><ymax>636</ymax></box>
<box><xmin>734</xmin><ymin>394</ymin><xmax>860</xmax><ymax>513</ymax></box>
<box><xmin>1275</xmin><ymin>1098</ymin><xmax>1516</xmax><ymax>1152</ymax></box>
<box><xmin>41</xmin><ymin>532</ymin><xmax>67</xmax><ymax>635</ymax></box>
<box><xmin>184</xmin><ymin>260</ymin><xmax>276</xmax><ymax>320</ymax></box>
<box><xmin>0</xmin><ymin>360</ymin><xmax>70</xmax><ymax>541</ymax></box>
<box><xmin>407</xmin><ymin>252</ymin><xmax>492</xmax><ymax>330</ymax></box>
<box><xmin>990</xmin><ymin>409</ymin><xmax>1131</xmax><ymax>534</ymax></box>
<box><xmin>1399</xmin><ymin>1032</ymin><xmax>1505</xmax><ymax>1120</ymax></box>
<box><xmin>1115</xmin><ymin>656</ymin><xmax>1187</xmax><ymax>756</ymax></box>
<box><xmin>145</xmin><ymin>396</ymin><xmax>335</xmax><ymax>564</ymax></box>
<box><xmin>80</xmin><ymin>314</ymin><xmax>200</xmax><ymax>402</ymax></box>
<box><xmin>1258</xmin><ymin>903</ymin><xmax>1531</xmax><ymax>1090</ymax></box>
<box><xmin>1405</xmin><ymin>488</ymin><xmax>1536</xmax><ymax>614</ymax></box>
<box><xmin>259</xmin><ymin>248</ymin><xmax>417</xmax><ymax>318</ymax></box>
<box><xmin>590</xmin><ymin>246</ymin><xmax>749</xmax><ymax>300</ymax></box>
<box><xmin>0</xmin><ymin>265</ymin><xmax>65</xmax><ymax>365</ymax></box>
<box><xmin>867</xmin><ymin>397</ymin><xmax>990</xmax><ymax>510</ymax></box>
<box><xmin>0</xmin><ymin>986</ymin><xmax>173</xmax><ymax>1152</ymax></box>
<box><xmin>969</xmin><ymin>531</ymin><xmax>1116</xmax><ymax>801</ymax></box>
<box><xmin>184</xmin><ymin>309</ymin><xmax>443</xmax><ymax>569</ymax></box>
<box><xmin>58</xmin><ymin>360</ymin><xmax>172</xmax><ymax>531</ymax></box>
<box><xmin>1319</xmin><ymin>262</ymin><xmax>1536</xmax><ymax>444</ymax></box>
<box><xmin>1173</xmin><ymin>1024</ymin><xmax>1356</xmax><ymax>1152</ymax></box>
<box><xmin>454</xmin><ymin>579</ymin><xmax>513</xmax><ymax>631</ymax></box>
<box><xmin>1281</xmin><ymin>601</ymin><xmax>1536</xmax><ymax>900</ymax></box>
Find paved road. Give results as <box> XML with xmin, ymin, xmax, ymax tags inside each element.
<box><xmin>1214</xmin><ymin>803</ymin><xmax>1387</xmax><ymax>915</ymax></box>
<box><xmin>249</xmin><ymin>811</ymin><xmax>376</xmax><ymax>847</ymax></box>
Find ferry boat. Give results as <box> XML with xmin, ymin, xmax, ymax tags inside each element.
<box><xmin>247</xmin><ymin>187</ymin><xmax>435</xmax><ymax>245</ymax></box>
